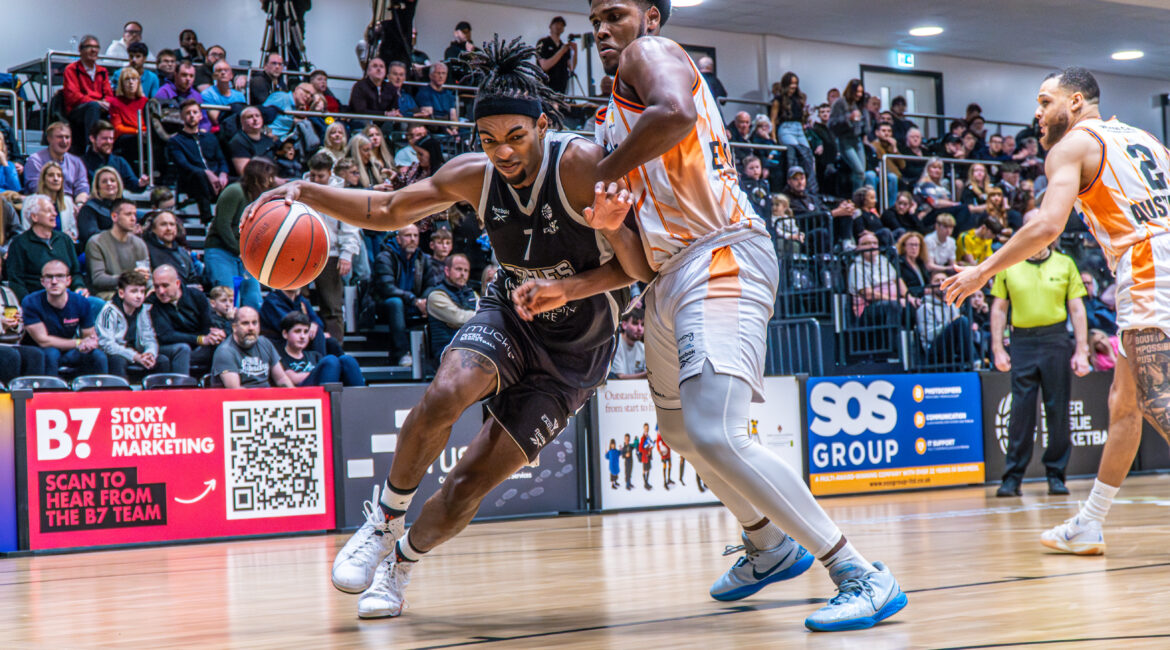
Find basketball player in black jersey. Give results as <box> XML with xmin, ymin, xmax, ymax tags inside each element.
<box><xmin>248</xmin><ymin>37</ymin><xmax>636</xmax><ymax>619</ymax></box>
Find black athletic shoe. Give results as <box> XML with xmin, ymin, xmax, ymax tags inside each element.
<box><xmin>996</xmin><ymin>478</ymin><xmax>1022</xmax><ymax>497</ymax></box>
<box><xmin>1048</xmin><ymin>477</ymin><xmax>1070</xmax><ymax>495</ymax></box>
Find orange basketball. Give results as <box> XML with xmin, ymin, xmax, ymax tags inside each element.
<box><xmin>241</xmin><ymin>200</ymin><xmax>331</xmax><ymax>290</ymax></box>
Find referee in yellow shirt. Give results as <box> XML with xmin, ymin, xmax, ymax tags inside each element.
<box><xmin>990</xmin><ymin>213</ymin><xmax>1091</xmax><ymax>497</ymax></box>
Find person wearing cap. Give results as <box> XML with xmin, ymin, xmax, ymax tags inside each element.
<box><xmin>781</xmin><ymin>165</ymin><xmax>855</xmax><ymax>250</ymax></box>
<box><xmin>537</xmin><ymin>16</ymin><xmax>576</xmax><ymax>94</ymax></box>
<box><xmin>443</xmin><ymin>21</ymin><xmax>477</xmax><ymax>83</ymax></box>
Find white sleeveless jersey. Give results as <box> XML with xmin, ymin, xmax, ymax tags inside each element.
<box><xmin>1073</xmin><ymin>117</ymin><xmax>1170</xmax><ymax>267</ymax></box>
<box><xmin>595</xmin><ymin>38</ymin><xmax>765</xmax><ymax>270</ymax></box>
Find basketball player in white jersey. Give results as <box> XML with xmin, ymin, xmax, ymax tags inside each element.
<box><xmin>944</xmin><ymin>67</ymin><xmax>1170</xmax><ymax>555</ymax></box>
<box><xmin>578</xmin><ymin>0</ymin><xmax>907</xmax><ymax>631</ymax></box>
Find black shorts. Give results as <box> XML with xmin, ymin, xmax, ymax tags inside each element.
<box><xmin>445</xmin><ymin>301</ymin><xmax>613</xmax><ymax>462</ymax></box>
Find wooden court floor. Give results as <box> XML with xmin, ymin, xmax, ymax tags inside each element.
<box><xmin>7</xmin><ymin>475</ymin><xmax>1170</xmax><ymax>649</ymax></box>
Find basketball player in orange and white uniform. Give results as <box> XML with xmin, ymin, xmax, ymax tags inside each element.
<box><xmin>578</xmin><ymin>0</ymin><xmax>906</xmax><ymax>632</ymax></box>
<box><xmin>944</xmin><ymin>66</ymin><xmax>1170</xmax><ymax>556</ymax></box>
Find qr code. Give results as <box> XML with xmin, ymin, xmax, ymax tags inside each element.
<box><xmin>223</xmin><ymin>399</ymin><xmax>327</xmax><ymax>520</ymax></box>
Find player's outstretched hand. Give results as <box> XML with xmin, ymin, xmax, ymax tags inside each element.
<box><xmin>941</xmin><ymin>264</ymin><xmax>988</xmax><ymax>307</ymax></box>
<box><xmin>512</xmin><ymin>279</ymin><xmax>568</xmax><ymax>322</ymax></box>
<box><xmin>240</xmin><ymin>181</ymin><xmax>305</xmax><ymax>235</ymax></box>
<box><xmin>584</xmin><ymin>182</ymin><xmax>632</xmax><ymax>233</ymax></box>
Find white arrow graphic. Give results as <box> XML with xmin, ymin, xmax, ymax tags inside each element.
<box><xmin>174</xmin><ymin>479</ymin><xmax>216</xmax><ymax>504</ymax></box>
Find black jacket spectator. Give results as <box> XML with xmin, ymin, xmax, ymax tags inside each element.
<box><xmin>350</xmin><ymin>77</ymin><xmax>398</xmax><ymax>116</ymax></box>
<box><xmin>373</xmin><ymin>239</ymin><xmax>434</xmax><ymax>303</ymax></box>
<box><xmin>4</xmin><ymin>228</ymin><xmax>85</xmax><ymax>299</ymax></box>
<box><xmin>228</xmin><ymin>131</ymin><xmax>278</xmax><ymax>165</ymax></box>
<box><xmin>143</xmin><ymin>230</ymin><xmax>198</xmax><ymax>286</ymax></box>
<box><xmin>249</xmin><ymin>72</ymin><xmax>286</xmax><ymax>107</ymax></box>
<box><xmin>75</xmin><ymin>197</ymin><xmax>115</xmax><ymax>247</ymax></box>
<box><xmin>82</xmin><ymin>150</ymin><xmax>146</xmax><ymax>193</ymax></box>
<box><xmin>148</xmin><ymin>286</ymin><xmax>213</xmax><ymax>347</ymax></box>
<box><xmin>899</xmin><ymin>257</ymin><xmax>927</xmax><ymax>298</ymax></box>
<box><xmin>168</xmin><ymin>130</ymin><xmax>228</xmax><ymax>178</ymax></box>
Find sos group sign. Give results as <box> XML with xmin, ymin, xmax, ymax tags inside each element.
<box><xmin>20</xmin><ymin>388</ymin><xmax>336</xmax><ymax>551</ymax></box>
<box><xmin>806</xmin><ymin>374</ymin><xmax>985</xmax><ymax>495</ymax></box>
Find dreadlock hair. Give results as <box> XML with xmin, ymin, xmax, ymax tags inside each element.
<box><xmin>463</xmin><ymin>35</ymin><xmax>565</xmax><ymax>129</ymax></box>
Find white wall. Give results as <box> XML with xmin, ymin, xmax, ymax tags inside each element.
<box><xmin>2</xmin><ymin>0</ymin><xmax>1164</xmax><ymax>133</ymax></box>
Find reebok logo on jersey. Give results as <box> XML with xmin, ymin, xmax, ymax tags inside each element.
<box><xmin>492</xmin><ymin>207</ymin><xmax>510</xmax><ymax>222</ymax></box>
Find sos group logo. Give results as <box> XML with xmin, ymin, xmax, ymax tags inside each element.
<box><xmin>809</xmin><ymin>380</ymin><xmax>897</xmax><ymax>437</ymax></box>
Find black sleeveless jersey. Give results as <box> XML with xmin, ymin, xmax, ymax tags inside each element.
<box><xmin>475</xmin><ymin>131</ymin><xmax>628</xmax><ymax>355</ymax></box>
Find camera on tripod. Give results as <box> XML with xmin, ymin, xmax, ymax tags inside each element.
<box><xmin>567</xmin><ymin>33</ymin><xmax>595</xmax><ymax>47</ymax></box>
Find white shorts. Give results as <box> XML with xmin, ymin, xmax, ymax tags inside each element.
<box><xmin>1115</xmin><ymin>233</ymin><xmax>1170</xmax><ymax>342</ymax></box>
<box><xmin>643</xmin><ymin>231</ymin><xmax>778</xmax><ymax>410</ymax></box>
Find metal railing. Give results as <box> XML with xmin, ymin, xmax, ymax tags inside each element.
<box><xmin>718</xmin><ymin>96</ymin><xmax>771</xmax><ymax>108</ymax></box>
<box><xmin>904</xmin><ymin>112</ymin><xmax>1030</xmax><ymax>141</ymax></box>
<box><xmin>0</xmin><ymin>88</ymin><xmax>25</xmax><ymax>155</ymax></box>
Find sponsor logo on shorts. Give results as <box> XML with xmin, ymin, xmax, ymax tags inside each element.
<box><xmin>458</xmin><ymin>325</ymin><xmax>516</xmax><ymax>360</ymax></box>
<box><xmin>541</xmin><ymin>413</ymin><xmax>560</xmax><ymax>437</ymax></box>
<box><xmin>677</xmin><ymin>332</ymin><xmax>698</xmax><ymax>366</ymax></box>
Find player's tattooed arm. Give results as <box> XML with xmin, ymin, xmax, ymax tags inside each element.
<box><xmin>242</xmin><ymin>154</ymin><xmax>488</xmax><ymax>233</ymax></box>
<box><xmin>1126</xmin><ymin>329</ymin><xmax>1170</xmax><ymax>439</ymax></box>
<box><xmin>457</xmin><ymin>349</ymin><xmax>497</xmax><ymax>375</ymax></box>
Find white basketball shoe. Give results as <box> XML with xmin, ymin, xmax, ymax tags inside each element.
<box><xmin>1041</xmin><ymin>515</ymin><xmax>1106</xmax><ymax>555</ymax></box>
<box><xmin>331</xmin><ymin>485</ymin><xmax>405</xmax><ymax>593</ymax></box>
<box><xmin>357</xmin><ymin>554</ymin><xmax>415</xmax><ymax>618</ymax></box>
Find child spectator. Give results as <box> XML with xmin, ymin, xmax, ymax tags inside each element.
<box><xmin>277</xmin><ymin>312</ymin><xmax>365</xmax><ymax>387</ymax></box>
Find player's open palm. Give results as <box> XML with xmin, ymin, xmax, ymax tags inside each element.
<box><xmin>584</xmin><ymin>182</ymin><xmax>632</xmax><ymax>232</ymax></box>
<box><xmin>512</xmin><ymin>279</ymin><xmax>567</xmax><ymax>321</ymax></box>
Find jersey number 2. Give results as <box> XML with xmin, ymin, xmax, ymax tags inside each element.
<box><xmin>1126</xmin><ymin>143</ymin><xmax>1168</xmax><ymax>190</ymax></box>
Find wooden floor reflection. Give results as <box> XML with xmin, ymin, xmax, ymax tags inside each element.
<box><xmin>7</xmin><ymin>474</ymin><xmax>1170</xmax><ymax>648</ymax></box>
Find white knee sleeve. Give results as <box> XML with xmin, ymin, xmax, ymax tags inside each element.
<box><xmin>678</xmin><ymin>363</ymin><xmax>842</xmax><ymax>557</ymax></box>
<box><xmin>656</xmin><ymin>407</ymin><xmax>765</xmax><ymax>527</ymax></box>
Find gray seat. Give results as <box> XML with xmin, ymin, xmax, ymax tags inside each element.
<box><xmin>8</xmin><ymin>376</ymin><xmax>70</xmax><ymax>392</ymax></box>
<box><xmin>70</xmin><ymin>374</ymin><xmax>133</xmax><ymax>392</ymax></box>
<box><xmin>142</xmin><ymin>373</ymin><xmax>198</xmax><ymax>390</ymax></box>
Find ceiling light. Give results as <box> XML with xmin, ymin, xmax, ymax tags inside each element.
<box><xmin>909</xmin><ymin>26</ymin><xmax>944</xmax><ymax>37</ymax></box>
<box><xmin>673</xmin><ymin>0</ymin><xmax>702</xmax><ymax>5</ymax></box>
<box><xmin>1112</xmin><ymin>50</ymin><xmax>1144</xmax><ymax>60</ymax></box>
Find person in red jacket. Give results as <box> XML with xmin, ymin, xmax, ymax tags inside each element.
<box><xmin>656</xmin><ymin>426</ymin><xmax>676</xmax><ymax>490</ymax></box>
<box><xmin>639</xmin><ymin>424</ymin><xmax>653</xmax><ymax>490</ymax></box>
<box><xmin>63</xmin><ymin>35</ymin><xmax>113</xmax><ymax>155</ymax></box>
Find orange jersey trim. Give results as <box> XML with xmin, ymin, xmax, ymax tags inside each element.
<box><xmin>706</xmin><ymin>245</ymin><xmax>742</xmax><ymax>299</ymax></box>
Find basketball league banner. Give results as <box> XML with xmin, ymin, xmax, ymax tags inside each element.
<box><xmin>336</xmin><ymin>385</ymin><xmax>581</xmax><ymax>528</ymax></box>
<box><xmin>593</xmin><ymin>378</ymin><xmax>802</xmax><ymax>510</ymax></box>
<box><xmin>805</xmin><ymin>374</ymin><xmax>985</xmax><ymax>495</ymax></box>
<box><xmin>979</xmin><ymin>371</ymin><xmax>1111</xmax><ymax>480</ymax></box>
<box><xmin>21</xmin><ymin>387</ymin><xmax>335</xmax><ymax>550</ymax></box>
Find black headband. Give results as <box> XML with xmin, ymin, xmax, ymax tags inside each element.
<box><xmin>473</xmin><ymin>95</ymin><xmax>543</xmax><ymax>121</ymax></box>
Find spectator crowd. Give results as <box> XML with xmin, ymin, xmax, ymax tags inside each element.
<box><xmin>0</xmin><ymin>14</ymin><xmax>1117</xmax><ymax>389</ymax></box>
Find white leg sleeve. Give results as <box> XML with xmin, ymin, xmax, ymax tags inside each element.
<box><xmin>679</xmin><ymin>362</ymin><xmax>843</xmax><ymax>557</ymax></box>
<box><xmin>656</xmin><ymin>406</ymin><xmax>765</xmax><ymax>527</ymax></box>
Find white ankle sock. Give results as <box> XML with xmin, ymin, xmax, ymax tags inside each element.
<box><xmin>1080</xmin><ymin>479</ymin><xmax>1119</xmax><ymax>524</ymax></box>
<box><xmin>744</xmin><ymin>521</ymin><xmax>787</xmax><ymax>551</ymax></box>
<box><xmin>821</xmin><ymin>541</ymin><xmax>877</xmax><ymax>585</ymax></box>
<box><xmin>379</xmin><ymin>479</ymin><xmax>416</xmax><ymax>517</ymax></box>
<box><xmin>396</xmin><ymin>530</ymin><xmax>425</xmax><ymax>563</ymax></box>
